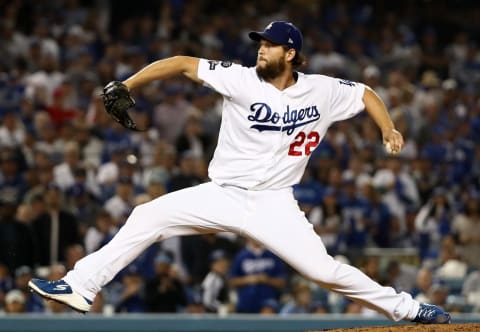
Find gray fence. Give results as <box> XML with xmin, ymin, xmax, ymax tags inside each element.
<box><xmin>0</xmin><ymin>314</ymin><xmax>479</xmax><ymax>332</ymax></box>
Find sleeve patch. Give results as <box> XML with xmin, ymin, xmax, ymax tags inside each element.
<box><xmin>208</xmin><ymin>60</ymin><xmax>233</xmax><ymax>70</ymax></box>
<box><xmin>338</xmin><ymin>79</ymin><xmax>355</xmax><ymax>87</ymax></box>
<box><xmin>221</xmin><ymin>61</ymin><xmax>232</xmax><ymax>68</ymax></box>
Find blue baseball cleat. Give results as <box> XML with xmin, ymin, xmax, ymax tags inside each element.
<box><xmin>28</xmin><ymin>278</ymin><xmax>92</xmax><ymax>313</ymax></box>
<box><xmin>412</xmin><ymin>303</ymin><xmax>451</xmax><ymax>324</ymax></box>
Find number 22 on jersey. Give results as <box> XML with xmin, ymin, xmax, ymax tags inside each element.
<box><xmin>288</xmin><ymin>131</ymin><xmax>320</xmax><ymax>156</ymax></box>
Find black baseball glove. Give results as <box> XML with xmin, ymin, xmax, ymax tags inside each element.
<box><xmin>102</xmin><ymin>81</ymin><xmax>143</xmax><ymax>131</ymax></box>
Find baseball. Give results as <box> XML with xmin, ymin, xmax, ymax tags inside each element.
<box><xmin>385</xmin><ymin>142</ymin><xmax>394</xmax><ymax>154</ymax></box>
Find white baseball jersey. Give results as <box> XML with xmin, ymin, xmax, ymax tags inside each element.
<box><xmin>197</xmin><ymin>58</ymin><xmax>366</xmax><ymax>190</ymax></box>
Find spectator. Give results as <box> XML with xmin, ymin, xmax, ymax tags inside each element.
<box><xmin>410</xmin><ymin>156</ymin><xmax>438</xmax><ymax>204</ymax></box>
<box><xmin>383</xmin><ymin>260</ymin><xmax>417</xmax><ymax>294</ymax></box>
<box><xmin>280</xmin><ymin>279</ymin><xmax>328</xmax><ymax>314</ymax></box>
<box><xmin>259</xmin><ymin>298</ymin><xmax>280</xmax><ymax>315</ymax></box>
<box><xmin>0</xmin><ymin>264</ymin><xmax>14</xmax><ymax>311</ymax></box>
<box><xmin>116</xmin><ymin>158</ymin><xmax>144</xmax><ymax>191</ymax></box>
<box><xmin>309</xmin><ymin>33</ymin><xmax>346</xmax><ymax>76</ymax></box>
<box><xmin>415</xmin><ymin>188</ymin><xmax>456</xmax><ymax>260</ymax></box>
<box><xmin>370</xmin><ymin>167</ymin><xmax>406</xmax><ymax>244</ymax></box>
<box><xmin>452</xmin><ymin>41</ymin><xmax>480</xmax><ymax>91</ymax></box>
<box><xmin>435</xmin><ymin>235</ymin><xmax>468</xmax><ymax>282</ymax></box>
<box><xmin>0</xmin><ymin>149</ymin><xmax>27</xmax><ymax>205</ymax></box>
<box><xmin>0</xmin><ymin>197</ymin><xmax>36</xmax><ymax>272</ymax></box>
<box><xmin>412</xmin><ymin>267</ymin><xmax>433</xmax><ymax>304</ymax></box>
<box><xmin>33</xmin><ymin>113</ymin><xmax>63</xmax><ymax>161</ymax></box>
<box><xmin>385</xmin><ymin>157</ymin><xmax>420</xmax><ymax>211</ymax></box>
<box><xmin>427</xmin><ymin>283</ymin><xmax>449</xmax><ymax>309</ymax></box>
<box><xmin>24</xmin><ymin>53</ymin><xmax>64</xmax><ymax>107</ymax></box>
<box><xmin>418</xmin><ymin>27</ymin><xmax>449</xmax><ymax>78</ymax></box>
<box><xmin>73</xmin><ymin>122</ymin><xmax>104</xmax><ymax>170</ymax></box>
<box><xmin>142</xmin><ymin>141</ymin><xmax>176</xmax><ymax>188</ymax></box>
<box><xmin>413</xmin><ymin>71</ymin><xmax>443</xmax><ymax>115</ymax></box>
<box><xmin>52</xmin><ymin>141</ymin><xmax>83</xmax><ymax>191</ymax></box>
<box><xmin>310</xmin><ymin>187</ymin><xmax>342</xmax><ymax>254</ymax></box>
<box><xmin>96</xmin><ymin>146</ymin><xmax>129</xmax><ymax>190</ymax></box>
<box><xmin>103</xmin><ymin>177</ymin><xmax>135</xmax><ymax>225</ymax></box>
<box><xmin>462</xmin><ymin>270</ymin><xmax>480</xmax><ymax>311</ymax></box>
<box><xmin>13</xmin><ymin>266</ymin><xmax>44</xmax><ymax>313</ymax></box>
<box><xmin>228</xmin><ymin>239</ymin><xmax>287</xmax><ymax>313</ymax></box>
<box><xmin>340</xmin><ymin>179</ymin><xmax>370</xmax><ymax>254</ymax></box>
<box><xmin>130</xmin><ymin>111</ymin><xmax>160</xmax><ymax>168</ymax></box>
<box><xmin>65</xmin><ymin>180</ymin><xmax>103</xmax><ymax>235</ymax></box>
<box><xmin>364</xmin><ymin>178</ymin><xmax>396</xmax><ymax>248</ymax></box>
<box><xmin>0</xmin><ymin>110</ymin><xmax>25</xmax><ymax>148</ymax></box>
<box><xmin>341</xmin><ymin>156</ymin><xmax>372</xmax><ymax>192</ymax></box>
<box><xmin>360</xmin><ymin>256</ymin><xmax>381</xmax><ymax>284</ymax></box>
<box><xmin>190</xmin><ymin>87</ymin><xmax>222</xmax><ymax>153</ymax></box>
<box><xmin>201</xmin><ymin>249</ymin><xmax>231</xmax><ymax>313</ymax></box>
<box><xmin>452</xmin><ymin>193</ymin><xmax>480</xmax><ymax>269</ymax></box>
<box><xmin>4</xmin><ymin>289</ymin><xmax>26</xmax><ymax>314</ymax></box>
<box><xmin>167</xmin><ymin>150</ymin><xmax>204</xmax><ymax>192</ymax></box>
<box><xmin>84</xmin><ymin>210</ymin><xmax>117</xmax><ymax>255</ymax></box>
<box><xmin>31</xmin><ymin>183</ymin><xmax>80</xmax><ymax>266</ymax></box>
<box><xmin>361</xmin><ymin>65</ymin><xmax>388</xmax><ymax>103</ymax></box>
<box><xmin>145</xmin><ymin>250</ymin><xmax>187</xmax><ymax>312</ymax></box>
<box><xmin>15</xmin><ymin>194</ymin><xmax>44</xmax><ymax>225</ymax></box>
<box><xmin>181</xmin><ymin>234</ymin><xmax>240</xmax><ymax>286</ymax></box>
<box><xmin>175</xmin><ymin>112</ymin><xmax>211</xmax><ymax>160</ymax></box>
<box><xmin>153</xmin><ymin>82</ymin><xmax>193</xmax><ymax>144</ymax></box>
<box><xmin>114</xmin><ymin>265</ymin><xmax>146</xmax><ymax>313</ymax></box>
<box><xmin>45</xmin><ymin>84</ymin><xmax>79</xmax><ymax>130</ymax></box>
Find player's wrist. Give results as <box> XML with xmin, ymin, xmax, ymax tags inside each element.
<box><xmin>380</xmin><ymin>125</ymin><xmax>395</xmax><ymax>137</ymax></box>
<box><xmin>122</xmin><ymin>80</ymin><xmax>133</xmax><ymax>91</ymax></box>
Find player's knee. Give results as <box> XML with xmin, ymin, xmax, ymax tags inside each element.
<box><xmin>125</xmin><ymin>203</ymin><xmax>170</xmax><ymax>240</ymax></box>
<box><xmin>128</xmin><ymin>201</ymin><xmax>167</xmax><ymax>225</ymax></box>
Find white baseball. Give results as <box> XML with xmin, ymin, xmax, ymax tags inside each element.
<box><xmin>385</xmin><ymin>142</ymin><xmax>394</xmax><ymax>154</ymax></box>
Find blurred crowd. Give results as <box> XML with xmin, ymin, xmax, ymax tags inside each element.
<box><xmin>1</xmin><ymin>0</ymin><xmax>480</xmax><ymax>316</ymax></box>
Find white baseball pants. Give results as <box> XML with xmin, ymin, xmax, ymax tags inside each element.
<box><xmin>64</xmin><ymin>182</ymin><xmax>419</xmax><ymax>321</ymax></box>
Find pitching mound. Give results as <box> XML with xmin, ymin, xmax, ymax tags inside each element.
<box><xmin>309</xmin><ymin>323</ymin><xmax>480</xmax><ymax>332</ymax></box>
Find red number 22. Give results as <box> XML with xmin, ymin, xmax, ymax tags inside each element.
<box><xmin>288</xmin><ymin>131</ymin><xmax>320</xmax><ymax>156</ymax></box>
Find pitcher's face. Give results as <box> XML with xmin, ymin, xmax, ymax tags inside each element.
<box><xmin>256</xmin><ymin>40</ymin><xmax>288</xmax><ymax>81</ymax></box>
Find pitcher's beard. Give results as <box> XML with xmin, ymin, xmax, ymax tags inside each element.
<box><xmin>256</xmin><ymin>58</ymin><xmax>286</xmax><ymax>81</ymax></box>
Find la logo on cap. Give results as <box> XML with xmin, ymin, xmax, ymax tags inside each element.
<box><xmin>265</xmin><ymin>22</ymin><xmax>273</xmax><ymax>31</ymax></box>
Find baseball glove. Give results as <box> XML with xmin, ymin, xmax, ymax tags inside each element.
<box><xmin>102</xmin><ymin>81</ymin><xmax>143</xmax><ymax>131</ymax></box>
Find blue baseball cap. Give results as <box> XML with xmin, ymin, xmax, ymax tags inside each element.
<box><xmin>249</xmin><ymin>21</ymin><xmax>303</xmax><ymax>53</ymax></box>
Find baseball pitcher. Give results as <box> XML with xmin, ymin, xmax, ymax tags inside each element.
<box><xmin>29</xmin><ymin>21</ymin><xmax>450</xmax><ymax>324</ymax></box>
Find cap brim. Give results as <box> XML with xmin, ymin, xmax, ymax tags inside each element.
<box><xmin>248</xmin><ymin>31</ymin><xmax>263</xmax><ymax>42</ymax></box>
<box><xmin>248</xmin><ymin>31</ymin><xmax>281</xmax><ymax>46</ymax></box>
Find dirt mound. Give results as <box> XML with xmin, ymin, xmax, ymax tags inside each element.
<box><xmin>309</xmin><ymin>323</ymin><xmax>480</xmax><ymax>332</ymax></box>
